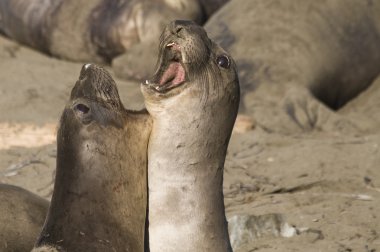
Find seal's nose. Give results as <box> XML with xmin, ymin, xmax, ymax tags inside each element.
<box><xmin>80</xmin><ymin>63</ymin><xmax>93</xmax><ymax>74</ymax></box>
<box><xmin>79</xmin><ymin>63</ymin><xmax>98</xmax><ymax>81</ymax></box>
<box><xmin>169</xmin><ymin>20</ymin><xmax>196</xmax><ymax>35</ymax></box>
<box><xmin>79</xmin><ymin>63</ymin><xmax>91</xmax><ymax>78</ymax></box>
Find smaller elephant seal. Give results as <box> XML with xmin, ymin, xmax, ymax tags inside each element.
<box><xmin>142</xmin><ymin>20</ymin><xmax>239</xmax><ymax>252</ymax></box>
<box><xmin>205</xmin><ymin>0</ymin><xmax>380</xmax><ymax>133</ymax></box>
<box><xmin>0</xmin><ymin>184</ymin><xmax>48</xmax><ymax>252</ymax></box>
<box><xmin>33</xmin><ymin>64</ymin><xmax>152</xmax><ymax>252</ymax></box>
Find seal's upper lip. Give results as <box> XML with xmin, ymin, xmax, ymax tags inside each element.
<box><xmin>143</xmin><ymin>41</ymin><xmax>187</xmax><ymax>93</ymax></box>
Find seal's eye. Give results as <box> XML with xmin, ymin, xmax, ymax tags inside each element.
<box><xmin>75</xmin><ymin>104</ymin><xmax>90</xmax><ymax>114</ymax></box>
<box><xmin>216</xmin><ymin>55</ymin><xmax>230</xmax><ymax>69</ymax></box>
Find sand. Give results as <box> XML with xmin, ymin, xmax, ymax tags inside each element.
<box><xmin>0</xmin><ymin>33</ymin><xmax>379</xmax><ymax>251</ymax></box>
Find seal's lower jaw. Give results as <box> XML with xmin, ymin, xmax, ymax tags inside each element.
<box><xmin>144</xmin><ymin>64</ymin><xmax>187</xmax><ymax>94</ymax></box>
<box><xmin>143</xmin><ymin>42</ymin><xmax>188</xmax><ymax>95</ymax></box>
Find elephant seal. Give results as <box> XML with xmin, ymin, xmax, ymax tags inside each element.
<box><xmin>0</xmin><ymin>0</ymin><xmax>229</xmax><ymax>65</ymax></box>
<box><xmin>205</xmin><ymin>0</ymin><xmax>380</xmax><ymax>133</ymax></box>
<box><xmin>0</xmin><ymin>184</ymin><xmax>48</xmax><ymax>252</ymax></box>
<box><xmin>142</xmin><ymin>20</ymin><xmax>239</xmax><ymax>252</ymax></box>
<box><xmin>33</xmin><ymin>64</ymin><xmax>152</xmax><ymax>252</ymax></box>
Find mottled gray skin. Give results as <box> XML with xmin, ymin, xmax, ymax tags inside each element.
<box><xmin>205</xmin><ymin>0</ymin><xmax>380</xmax><ymax>132</ymax></box>
<box><xmin>33</xmin><ymin>64</ymin><xmax>151</xmax><ymax>252</ymax></box>
<box><xmin>0</xmin><ymin>0</ymin><xmax>228</xmax><ymax>65</ymax></box>
<box><xmin>142</xmin><ymin>20</ymin><xmax>239</xmax><ymax>252</ymax></box>
<box><xmin>0</xmin><ymin>184</ymin><xmax>48</xmax><ymax>252</ymax></box>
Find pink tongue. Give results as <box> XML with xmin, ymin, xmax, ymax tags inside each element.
<box><xmin>159</xmin><ymin>62</ymin><xmax>185</xmax><ymax>86</ymax></box>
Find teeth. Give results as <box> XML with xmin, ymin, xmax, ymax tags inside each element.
<box><xmin>167</xmin><ymin>42</ymin><xmax>175</xmax><ymax>47</ymax></box>
<box><xmin>144</xmin><ymin>80</ymin><xmax>149</xmax><ymax>85</ymax></box>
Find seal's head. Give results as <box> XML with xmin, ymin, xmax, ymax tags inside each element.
<box><xmin>141</xmin><ymin>20</ymin><xmax>239</xmax><ymax>116</ymax></box>
<box><xmin>37</xmin><ymin>64</ymin><xmax>149</xmax><ymax>251</ymax></box>
<box><xmin>57</xmin><ymin>63</ymin><xmax>127</xmax><ymax>190</ymax></box>
<box><xmin>142</xmin><ymin>21</ymin><xmax>238</xmax><ymax>252</ymax></box>
<box><xmin>66</xmin><ymin>63</ymin><xmax>125</xmax><ymax>129</ymax></box>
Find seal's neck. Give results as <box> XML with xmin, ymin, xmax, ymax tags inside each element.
<box><xmin>38</xmin><ymin>113</ymin><xmax>150</xmax><ymax>251</ymax></box>
<box><xmin>147</xmin><ymin>96</ymin><xmax>234</xmax><ymax>252</ymax></box>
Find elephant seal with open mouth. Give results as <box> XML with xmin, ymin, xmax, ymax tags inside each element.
<box><xmin>142</xmin><ymin>20</ymin><xmax>239</xmax><ymax>252</ymax></box>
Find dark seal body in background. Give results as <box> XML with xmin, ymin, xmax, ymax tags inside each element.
<box><xmin>0</xmin><ymin>184</ymin><xmax>48</xmax><ymax>252</ymax></box>
<box><xmin>205</xmin><ymin>0</ymin><xmax>380</xmax><ymax>132</ymax></box>
<box><xmin>142</xmin><ymin>20</ymin><xmax>239</xmax><ymax>252</ymax></box>
<box><xmin>32</xmin><ymin>64</ymin><xmax>151</xmax><ymax>252</ymax></box>
<box><xmin>0</xmin><ymin>0</ymin><xmax>229</xmax><ymax>65</ymax></box>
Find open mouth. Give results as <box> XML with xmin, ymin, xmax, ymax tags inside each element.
<box><xmin>144</xmin><ymin>42</ymin><xmax>186</xmax><ymax>93</ymax></box>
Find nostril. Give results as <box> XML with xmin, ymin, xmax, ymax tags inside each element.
<box><xmin>175</xmin><ymin>26</ymin><xmax>183</xmax><ymax>34</ymax></box>
<box><xmin>75</xmin><ymin>103</ymin><xmax>90</xmax><ymax>114</ymax></box>
<box><xmin>170</xmin><ymin>20</ymin><xmax>193</xmax><ymax>35</ymax></box>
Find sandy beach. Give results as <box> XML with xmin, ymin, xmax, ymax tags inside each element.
<box><xmin>0</xmin><ymin>26</ymin><xmax>379</xmax><ymax>251</ymax></box>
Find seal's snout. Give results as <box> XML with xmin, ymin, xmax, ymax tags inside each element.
<box><xmin>79</xmin><ymin>63</ymin><xmax>94</xmax><ymax>80</ymax></box>
<box><xmin>84</xmin><ymin>63</ymin><xmax>92</xmax><ymax>70</ymax></box>
<box><xmin>81</xmin><ymin>63</ymin><xmax>93</xmax><ymax>72</ymax></box>
<box><xmin>78</xmin><ymin>63</ymin><xmax>107</xmax><ymax>86</ymax></box>
<box><xmin>144</xmin><ymin>20</ymin><xmax>214</xmax><ymax>96</ymax></box>
<box><xmin>72</xmin><ymin>64</ymin><xmax>122</xmax><ymax>110</ymax></box>
<box><xmin>169</xmin><ymin>20</ymin><xmax>196</xmax><ymax>35</ymax></box>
